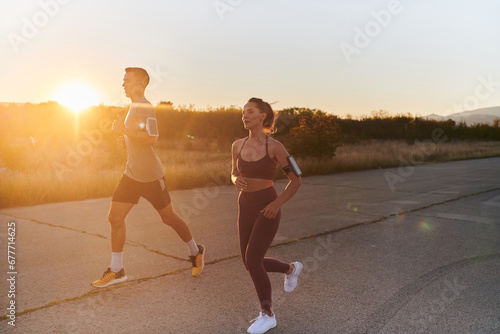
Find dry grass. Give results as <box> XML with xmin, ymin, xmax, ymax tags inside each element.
<box><xmin>0</xmin><ymin>147</ymin><xmax>231</xmax><ymax>208</ymax></box>
<box><xmin>1</xmin><ymin>140</ymin><xmax>499</xmax><ymax>208</ymax></box>
<box><xmin>158</xmin><ymin>149</ymin><xmax>231</xmax><ymax>190</ymax></box>
<box><xmin>298</xmin><ymin>140</ymin><xmax>500</xmax><ymax>176</ymax></box>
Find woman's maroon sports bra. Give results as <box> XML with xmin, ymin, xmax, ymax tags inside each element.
<box><xmin>237</xmin><ymin>136</ymin><xmax>277</xmax><ymax>180</ymax></box>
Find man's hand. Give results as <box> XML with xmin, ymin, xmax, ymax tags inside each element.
<box><xmin>117</xmin><ymin>135</ymin><xmax>126</xmax><ymax>149</ymax></box>
<box><xmin>112</xmin><ymin>114</ymin><xmax>127</xmax><ymax>134</ymax></box>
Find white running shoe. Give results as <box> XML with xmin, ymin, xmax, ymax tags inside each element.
<box><xmin>247</xmin><ymin>312</ymin><xmax>277</xmax><ymax>334</ymax></box>
<box><xmin>284</xmin><ymin>261</ymin><xmax>303</xmax><ymax>292</ymax></box>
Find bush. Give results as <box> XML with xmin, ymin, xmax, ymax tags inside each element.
<box><xmin>276</xmin><ymin>108</ymin><xmax>341</xmax><ymax>159</ymax></box>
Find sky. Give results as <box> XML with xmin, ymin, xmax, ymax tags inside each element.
<box><xmin>1</xmin><ymin>0</ymin><xmax>500</xmax><ymax>117</ymax></box>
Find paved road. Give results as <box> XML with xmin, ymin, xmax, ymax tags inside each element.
<box><xmin>1</xmin><ymin>158</ymin><xmax>499</xmax><ymax>333</ymax></box>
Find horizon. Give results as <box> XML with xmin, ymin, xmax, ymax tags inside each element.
<box><xmin>2</xmin><ymin>1</ymin><xmax>499</xmax><ymax>117</ymax></box>
<box><xmin>3</xmin><ymin>100</ymin><xmax>500</xmax><ymax>121</ymax></box>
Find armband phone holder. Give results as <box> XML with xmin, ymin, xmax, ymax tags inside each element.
<box><xmin>283</xmin><ymin>155</ymin><xmax>302</xmax><ymax>176</ymax></box>
<box><xmin>146</xmin><ymin>118</ymin><xmax>159</xmax><ymax>137</ymax></box>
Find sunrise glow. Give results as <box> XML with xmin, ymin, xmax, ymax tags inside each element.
<box><xmin>55</xmin><ymin>82</ymin><xmax>100</xmax><ymax>113</ymax></box>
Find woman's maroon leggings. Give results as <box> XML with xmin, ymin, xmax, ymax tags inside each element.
<box><xmin>238</xmin><ymin>186</ymin><xmax>291</xmax><ymax>313</ymax></box>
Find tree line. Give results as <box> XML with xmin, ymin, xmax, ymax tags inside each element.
<box><xmin>1</xmin><ymin>102</ymin><xmax>499</xmax><ymax>162</ymax></box>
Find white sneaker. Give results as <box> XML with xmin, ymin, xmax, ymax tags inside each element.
<box><xmin>247</xmin><ymin>312</ymin><xmax>277</xmax><ymax>334</ymax></box>
<box><xmin>284</xmin><ymin>261</ymin><xmax>303</xmax><ymax>292</ymax></box>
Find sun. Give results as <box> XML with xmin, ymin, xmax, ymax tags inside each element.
<box><xmin>55</xmin><ymin>81</ymin><xmax>100</xmax><ymax>112</ymax></box>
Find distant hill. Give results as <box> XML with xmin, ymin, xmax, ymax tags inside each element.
<box><xmin>424</xmin><ymin>113</ymin><xmax>446</xmax><ymax>121</ymax></box>
<box><xmin>424</xmin><ymin>106</ymin><xmax>500</xmax><ymax>125</ymax></box>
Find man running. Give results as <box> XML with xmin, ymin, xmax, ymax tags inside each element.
<box><xmin>92</xmin><ymin>67</ymin><xmax>205</xmax><ymax>287</ymax></box>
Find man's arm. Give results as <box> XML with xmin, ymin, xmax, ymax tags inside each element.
<box><xmin>123</xmin><ymin>128</ymin><xmax>157</xmax><ymax>146</ymax></box>
<box><xmin>112</xmin><ymin>114</ymin><xmax>157</xmax><ymax>146</ymax></box>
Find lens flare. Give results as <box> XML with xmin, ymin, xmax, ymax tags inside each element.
<box><xmin>419</xmin><ymin>221</ymin><xmax>431</xmax><ymax>230</ymax></box>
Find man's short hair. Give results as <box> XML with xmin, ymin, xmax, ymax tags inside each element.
<box><xmin>125</xmin><ymin>67</ymin><xmax>150</xmax><ymax>87</ymax></box>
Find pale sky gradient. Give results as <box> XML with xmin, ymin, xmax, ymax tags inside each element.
<box><xmin>1</xmin><ymin>0</ymin><xmax>499</xmax><ymax>117</ymax></box>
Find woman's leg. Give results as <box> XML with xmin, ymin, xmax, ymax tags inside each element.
<box><xmin>238</xmin><ymin>204</ymin><xmax>258</xmax><ymax>270</ymax></box>
<box><xmin>245</xmin><ymin>209</ymin><xmax>290</xmax><ymax>313</ymax></box>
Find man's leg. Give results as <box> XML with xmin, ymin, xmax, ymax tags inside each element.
<box><xmin>108</xmin><ymin>201</ymin><xmax>135</xmax><ymax>252</ymax></box>
<box><xmin>157</xmin><ymin>203</ymin><xmax>205</xmax><ymax>276</ymax></box>
<box><xmin>91</xmin><ymin>201</ymin><xmax>134</xmax><ymax>288</ymax></box>
<box><xmin>157</xmin><ymin>203</ymin><xmax>193</xmax><ymax>242</ymax></box>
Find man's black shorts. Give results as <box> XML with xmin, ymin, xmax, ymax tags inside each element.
<box><xmin>112</xmin><ymin>174</ymin><xmax>171</xmax><ymax>210</ymax></box>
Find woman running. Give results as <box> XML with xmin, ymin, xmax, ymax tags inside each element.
<box><xmin>231</xmin><ymin>97</ymin><xmax>303</xmax><ymax>334</ymax></box>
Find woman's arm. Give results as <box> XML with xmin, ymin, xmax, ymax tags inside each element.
<box><xmin>231</xmin><ymin>140</ymin><xmax>247</xmax><ymax>191</ymax></box>
<box><xmin>261</xmin><ymin>140</ymin><xmax>302</xmax><ymax>219</ymax></box>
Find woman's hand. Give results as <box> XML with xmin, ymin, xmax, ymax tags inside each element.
<box><xmin>261</xmin><ymin>200</ymin><xmax>281</xmax><ymax>219</ymax></box>
<box><xmin>234</xmin><ymin>176</ymin><xmax>248</xmax><ymax>191</ymax></box>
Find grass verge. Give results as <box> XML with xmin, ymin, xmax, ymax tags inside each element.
<box><xmin>1</xmin><ymin>140</ymin><xmax>499</xmax><ymax>208</ymax></box>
